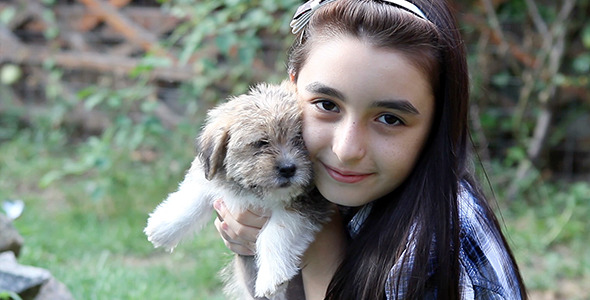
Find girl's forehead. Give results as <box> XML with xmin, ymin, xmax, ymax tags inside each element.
<box><xmin>306</xmin><ymin>35</ymin><xmax>420</xmax><ymax>72</ymax></box>
<box><xmin>302</xmin><ymin>35</ymin><xmax>438</xmax><ymax>99</ymax></box>
<box><xmin>298</xmin><ymin>37</ymin><xmax>435</xmax><ymax>115</ymax></box>
<box><xmin>304</xmin><ymin>37</ymin><xmax>429</xmax><ymax>86</ymax></box>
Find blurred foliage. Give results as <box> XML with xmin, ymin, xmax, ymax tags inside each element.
<box><xmin>2</xmin><ymin>0</ymin><xmax>303</xmax><ymax>206</ymax></box>
<box><xmin>457</xmin><ymin>0</ymin><xmax>590</xmax><ymax>199</ymax></box>
<box><xmin>1</xmin><ymin>0</ymin><xmax>587</xmax><ymax>186</ymax></box>
<box><xmin>0</xmin><ymin>291</ymin><xmax>22</xmax><ymax>300</ymax></box>
<box><xmin>156</xmin><ymin>0</ymin><xmax>300</xmax><ymax>98</ymax></box>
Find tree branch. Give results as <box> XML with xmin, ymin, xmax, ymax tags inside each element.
<box><xmin>78</xmin><ymin>0</ymin><xmax>132</xmax><ymax>32</ymax></box>
<box><xmin>0</xmin><ymin>28</ymin><xmax>195</xmax><ymax>82</ymax></box>
<box><xmin>77</xmin><ymin>0</ymin><xmax>171</xmax><ymax>58</ymax></box>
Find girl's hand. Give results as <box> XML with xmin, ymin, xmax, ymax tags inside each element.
<box><xmin>213</xmin><ymin>199</ymin><xmax>269</xmax><ymax>256</ymax></box>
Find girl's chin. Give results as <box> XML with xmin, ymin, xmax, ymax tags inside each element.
<box><xmin>316</xmin><ymin>185</ymin><xmax>373</xmax><ymax>207</ymax></box>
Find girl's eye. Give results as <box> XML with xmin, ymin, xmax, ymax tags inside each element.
<box><xmin>314</xmin><ymin>100</ymin><xmax>339</xmax><ymax>112</ymax></box>
<box><xmin>377</xmin><ymin>114</ymin><xmax>403</xmax><ymax>126</ymax></box>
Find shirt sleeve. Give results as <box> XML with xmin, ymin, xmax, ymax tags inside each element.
<box><xmin>381</xmin><ymin>186</ymin><xmax>524</xmax><ymax>300</ymax></box>
<box><xmin>457</xmin><ymin>187</ymin><xmax>524</xmax><ymax>299</ymax></box>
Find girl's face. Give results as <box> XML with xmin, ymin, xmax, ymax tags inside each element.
<box><xmin>295</xmin><ymin>36</ymin><xmax>435</xmax><ymax>207</ymax></box>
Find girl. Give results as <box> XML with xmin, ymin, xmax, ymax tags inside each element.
<box><xmin>214</xmin><ymin>0</ymin><xmax>528</xmax><ymax>299</ymax></box>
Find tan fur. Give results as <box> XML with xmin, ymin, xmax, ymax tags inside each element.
<box><xmin>199</xmin><ymin>80</ymin><xmax>310</xmax><ymax>198</ymax></box>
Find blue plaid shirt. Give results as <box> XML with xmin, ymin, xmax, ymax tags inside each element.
<box><xmin>348</xmin><ymin>186</ymin><xmax>524</xmax><ymax>299</ymax></box>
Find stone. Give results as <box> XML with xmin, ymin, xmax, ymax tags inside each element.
<box><xmin>0</xmin><ymin>215</ymin><xmax>74</xmax><ymax>300</ymax></box>
<box><xmin>0</xmin><ymin>251</ymin><xmax>51</xmax><ymax>297</ymax></box>
<box><xmin>0</xmin><ymin>213</ymin><xmax>24</xmax><ymax>257</ymax></box>
<box><xmin>34</xmin><ymin>277</ymin><xmax>75</xmax><ymax>300</ymax></box>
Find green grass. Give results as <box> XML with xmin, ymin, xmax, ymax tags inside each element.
<box><xmin>0</xmin><ymin>128</ymin><xmax>232</xmax><ymax>299</ymax></box>
<box><xmin>497</xmin><ymin>182</ymin><xmax>590</xmax><ymax>299</ymax></box>
<box><xmin>1</xmin><ymin>127</ymin><xmax>589</xmax><ymax>299</ymax></box>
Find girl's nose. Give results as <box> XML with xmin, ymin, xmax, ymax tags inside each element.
<box><xmin>332</xmin><ymin>120</ymin><xmax>366</xmax><ymax>163</ymax></box>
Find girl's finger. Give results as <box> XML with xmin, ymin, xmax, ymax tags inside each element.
<box><xmin>214</xmin><ymin>199</ymin><xmax>267</xmax><ymax>240</ymax></box>
<box><xmin>214</xmin><ymin>217</ymin><xmax>256</xmax><ymax>256</ymax></box>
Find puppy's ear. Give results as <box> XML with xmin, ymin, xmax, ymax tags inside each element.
<box><xmin>280</xmin><ymin>79</ymin><xmax>297</xmax><ymax>93</ymax></box>
<box><xmin>198</xmin><ymin>114</ymin><xmax>230</xmax><ymax>180</ymax></box>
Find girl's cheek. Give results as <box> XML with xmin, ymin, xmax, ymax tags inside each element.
<box><xmin>301</xmin><ymin>117</ymin><xmax>316</xmax><ymax>150</ymax></box>
<box><xmin>302</xmin><ymin>115</ymin><xmax>324</xmax><ymax>154</ymax></box>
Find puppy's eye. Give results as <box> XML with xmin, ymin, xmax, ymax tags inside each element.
<box><xmin>253</xmin><ymin>140</ymin><xmax>269</xmax><ymax>148</ymax></box>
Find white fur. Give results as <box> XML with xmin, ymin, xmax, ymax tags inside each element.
<box><xmin>255</xmin><ymin>208</ymin><xmax>320</xmax><ymax>296</ymax></box>
<box><xmin>144</xmin><ymin>160</ymin><xmax>214</xmax><ymax>251</ymax></box>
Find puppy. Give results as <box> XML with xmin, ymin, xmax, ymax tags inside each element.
<box><xmin>144</xmin><ymin>81</ymin><xmax>332</xmax><ymax>299</ymax></box>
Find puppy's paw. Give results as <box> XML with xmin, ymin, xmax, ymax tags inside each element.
<box><xmin>259</xmin><ymin>281</ymin><xmax>288</xmax><ymax>299</ymax></box>
<box><xmin>254</xmin><ymin>268</ymin><xmax>290</xmax><ymax>298</ymax></box>
<box><xmin>254</xmin><ymin>281</ymin><xmax>285</xmax><ymax>299</ymax></box>
<box><xmin>144</xmin><ymin>215</ymin><xmax>180</xmax><ymax>251</ymax></box>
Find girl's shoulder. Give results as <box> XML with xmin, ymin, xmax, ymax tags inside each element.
<box><xmin>457</xmin><ymin>185</ymin><xmax>524</xmax><ymax>299</ymax></box>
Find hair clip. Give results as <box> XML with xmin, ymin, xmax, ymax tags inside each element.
<box><xmin>380</xmin><ymin>0</ymin><xmax>428</xmax><ymax>20</ymax></box>
<box><xmin>290</xmin><ymin>0</ymin><xmax>337</xmax><ymax>34</ymax></box>
<box><xmin>289</xmin><ymin>0</ymin><xmax>429</xmax><ymax>36</ymax></box>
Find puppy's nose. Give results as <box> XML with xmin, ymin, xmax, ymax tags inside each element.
<box><xmin>278</xmin><ymin>163</ymin><xmax>297</xmax><ymax>178</ymax></box>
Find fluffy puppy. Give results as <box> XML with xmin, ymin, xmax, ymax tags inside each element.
<box><xmin>144</xmin><ymin>81</ymin><xmax>332</xmax><ymax>299</ymax></box>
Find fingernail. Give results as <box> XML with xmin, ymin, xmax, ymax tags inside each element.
<box><xmin>221</xmin><ymin>222</ymin><xmax>228</xmax><ymax>231</ymax></box>
<box><xmin>214</xmin><ymin>199</ymin><xmax>221</xmax><ymax>210</ymax></box>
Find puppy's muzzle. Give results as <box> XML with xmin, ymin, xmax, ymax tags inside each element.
<box><xmin>278</xmin><ymin>163</ymin><xmax>297</xmax><ymax>178</ymax></box>
<box><xmin>276</xmin><ymin>162</ymin><xmax>299</xmax><ymax>188</ymax></box>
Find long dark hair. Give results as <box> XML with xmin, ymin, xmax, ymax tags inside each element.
<box><xmin>288</xmin><ymin>0</ymin><xmax>527</xmax><ymax>299</ymax></box>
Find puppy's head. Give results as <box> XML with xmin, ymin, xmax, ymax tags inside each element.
<box><xmin>198</xmin><ymin>81</ymin><xmax>312</xmax><ymax>198</ymax></box>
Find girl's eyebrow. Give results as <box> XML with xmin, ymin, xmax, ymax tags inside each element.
<box><xmin>305</xmin><ymin>81</ymin><xmax>420</xmax><ymax>115</ymax></box>
<box><xmin>305</xmin><ymin>82</ymin><xmax>346</xmax><ymax>100</ymax></box>
<box><xmin>372</xmin><ymin>100</ymin><xmax>420</xmax><ymax>115</ymax></box>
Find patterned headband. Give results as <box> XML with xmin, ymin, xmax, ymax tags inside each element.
<box><xmin>290</xmin><ymin>0</ymin><xmax>429</xmax><ymax>34</ymax></box>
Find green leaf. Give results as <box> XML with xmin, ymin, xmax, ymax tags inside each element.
<box><xmin>107</xmin><ymin>94</ymin><xmax>123</xmax><ymax>108</ymax></box>
<box><xmin>141</xmin><ymin>56</ymin><xmax>173</xmax><ymax>68</ymax></box>
<box><xmin>39</xmin><ymin>170</ymin><xmax>64</xmax><ymax>188</ymax></box>
<box><xmin>491</xmin><ymin>72</ymin><xmax>511</xmax><ymax>87</ymax></box>
<box><xmin>0</xmin><ymin>291</ymin><xmax>23</xmax><ymax>300</ymax></box>
<box><xmin>0</xmin><ymin>6</ymin><xmax>16</xmax><ymax>25</ymax></box>
<box><xmin>140</xmin><ymin>100</ymin><xmax>158</xmax><ymax>113</ymax></box>
<box><xmin>84</xmin><ymin>92</ymin><xmax>106</xmax><ymax>110</ymax></box>
<box><xmin>505</xmin><ymin>146</ymin><xmax>527</xmax><ymax>166</ymax></box>
<box><xmin>77</xmin><ymin>86</ymin><xmax>97</xmax><ymax>99</ymax></box>
<box><xmin>573</xmin><ymin>53</ymin><xmax>590</xmax><ymax>73</ymax></box>
<box><xmin>582</xmin><ymin>24</ymin><xmax>590</xmax><ymax>49</ymax></box>
<box><xmin>0</xmin><ymin>64</ymin><xmax>22</xmax><ymax>85</ymax></box>
<box><xmin>215</xmin><ymin>33</ymin><xmax>237</xmax><ymax>56</ymax></box>
<box><xmin>179</xmin><ymin>28</ymin><xmax>205</xmax><ymax>64</ymax></box>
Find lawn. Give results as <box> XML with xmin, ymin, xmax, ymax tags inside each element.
<box><xmin>1</xmin><ymin>127</ymin><xmax>231</xmax><ymax>299</ymax></box>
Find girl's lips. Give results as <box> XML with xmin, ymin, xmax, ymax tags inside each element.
<box><xmin>322</xmin><ymin>163</ymin><xmax>372</xmax><ymax>184</ymax></box>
